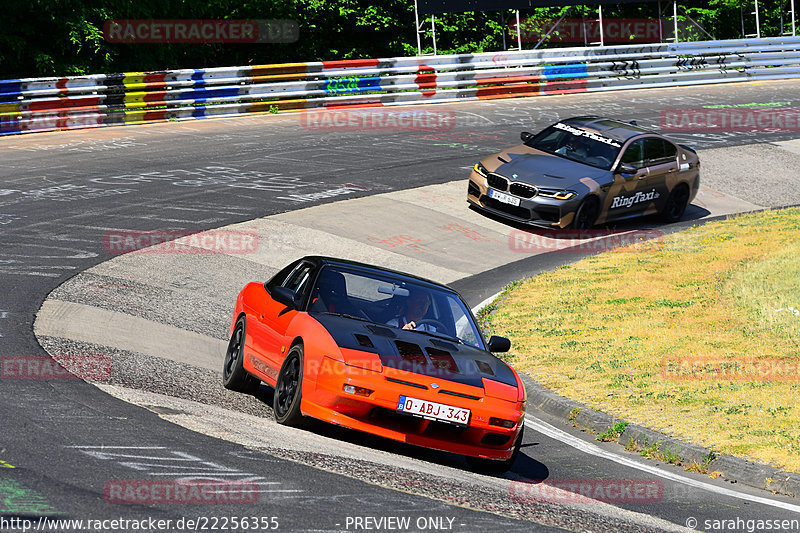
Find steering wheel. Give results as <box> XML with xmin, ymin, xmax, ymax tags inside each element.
<box><xmin>594</xmin><ymin>156</ymin><xmax>612</xmax><ymax>168</ymax></box>
<box><xmin>585</xmin><ymin>155</ymin><xmax>611</xmax><ymax>168</ymax></box>
<box><xmin>413</xmin><ymin>319</ymin><xmax>448</xmax><ymax>331</ymax></box>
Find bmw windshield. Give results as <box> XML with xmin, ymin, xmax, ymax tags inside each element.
<box><xmin>528</xmin><ymin>122</ymin><xmax>623</xmax><ymax>170</ymax></box>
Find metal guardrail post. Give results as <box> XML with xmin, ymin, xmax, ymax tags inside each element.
<box><xmin>744</xmin><ymin>0</ymin><xmax>762</xmax><ymax>38</ymax></box>
<box><xmin>783</xmin><ymin>0</ymin><xmax>797</xmax><ymax>36</ymax></box>
<box><xmin>673</xmin><ymin>1</ymin><xmax>679</xmax><ymax>43</ymax></box>
<box><xmin>598</xmin><ymin>5</ymin><xmax>605</xmax><ymax>46</ymax></box>
<box><xmin>755</xmin><ymin>0</ymin><xmax>762</xmax><ymax>38</ymax></box>
<box><xmin>432</xmin><ymin>15</ymin><xmax>437</xmax><ymax>55</ymax></box>
<box><xmin>413</xmin><ymin>0</ymin><xmax>437</xmax><ymax>56</ymax></box>
<box><xmin>414</xmin><ymin>0</ymin><xmax>422</xmax><ymax>56</ymax></box>
<box><xmin>501</xmin><ymin>10</ymin><xmax>523</xmax><ymax>51</ymax></box>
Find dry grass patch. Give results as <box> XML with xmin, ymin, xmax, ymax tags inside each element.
<box><xmin>487</xmin><ymin>208</ymin><xmax>800</xmax><ymax>472</ymax></box>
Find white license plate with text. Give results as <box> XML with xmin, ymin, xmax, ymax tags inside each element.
<box><xmin>397</xmin><ymin>396</ymin><xmax>470</xmax><ymax>425</ymax></box>
<box><xmin>489</xmin><ymin>189</ymin><xmax>521</xmax><ymax>206</ymax></box>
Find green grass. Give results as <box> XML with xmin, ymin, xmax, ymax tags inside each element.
<box><xmin>726</xmin><ymin>241</ymin><xmax>800</xmax><ymax>345</ymax></box>
<box><xmin>485</xmin><ymin>208</ymin><xmax>800</xmax><ymax>472</ymax></box>
<box><xmin>597</xmin><ymin>421</ymin><xmax>629</xmax><ymax>442</ymax></box>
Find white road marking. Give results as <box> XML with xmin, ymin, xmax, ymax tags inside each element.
<box><xmin>524</xmin><ymin>414</ymin><xmax>800</xmax><ymax>514</ymax></box>
<box><xmin>68</xmin><ymin>445</ymin><xmax>297</xmax><ymax>493</ymax></box>
<box><xmin>64</xmin><ymin>446</ymin><xmax>167</xmax><ymax>450</ymax></box>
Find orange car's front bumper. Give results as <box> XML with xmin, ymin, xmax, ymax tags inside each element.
<box><xmin>302</xmin><ymin>356</ymin><xmax>525</xmax><ymax>460</ymax></box>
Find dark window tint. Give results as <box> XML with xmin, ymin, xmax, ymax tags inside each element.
<box><xmin>529</xmin><ymin>126</ymin><xmax>565</xmax><ymax>151</ymax></box>
<box><xmin>620</xmin><ymin>140</ymin><xmax>645</xmax><ymax>168</ymax></box>
<box><xmin>659</xmin><ymin>140</ymin><xmax>678</xmax><ymax>162</ymax></box>
<box><xmin>644</xmin><ymin>138</ymin><xmax>677</xmax><ymax>166</ymax></box>
<box><xmin>531</xmin><ymin>125</ymin><xmax>621</xmax><ymax>170</ymax></box>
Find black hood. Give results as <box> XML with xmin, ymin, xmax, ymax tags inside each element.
<box><xmin>493</xmin><ymin>152</ymin><xmax>608</xmax><ymax>187</ymax></box>
<box><xmin>311</xmin><ymin>313</ymin><xmax>517</xmax><ymax>388</ymax></box>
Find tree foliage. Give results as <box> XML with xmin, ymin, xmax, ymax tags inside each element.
<box><xmin>1</xmin><ymin>0</ymin><xmax>794</xmax><ymax>78</ymax></box>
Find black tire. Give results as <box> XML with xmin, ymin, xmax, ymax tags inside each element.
<box><xmin>273</xmin><ymin>344</ymin><xmax>307</xmax><ymax>427</ymax></box>
<box><xmin>466</xmin><ymin>425</ymin><xmax>524</xmax><ymax>475</ymax></box>
<box><xmin>572</xmin><ymin>197</ymin><xmax>599</xmax><ymax>229</ymax></box>
<box><xmin>661</xmin><ymin>183</ymin><xmax>690</xmax><ymax>223</ymax></box>
<box><xmin>222</xmin><ymin>317</ymin><xmax>260</xmax><ymax>394</ymax></box>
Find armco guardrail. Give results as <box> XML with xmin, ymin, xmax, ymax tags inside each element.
<box><xmin>2</xmin><ymin>36</ymin><xmax>800</xmax><ymax>136</ymax></box>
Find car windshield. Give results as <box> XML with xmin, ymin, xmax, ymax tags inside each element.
<box><xmin>527</xmin><ymin>122</ymin><xmax>623</xmax><ymax>170</ymax></box>
<box><xmin>309</xmin><ymin>265</ymin><xmax>486</xmax><ymax>349</ymax></box>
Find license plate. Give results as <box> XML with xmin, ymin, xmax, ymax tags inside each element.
<box><xmin>489</xmin><ymin>189</ymin><xmax>521</xmax><ymax>206</ymax></box>
<box><xmin>397</xmin><ymin>396</ymin><xmax>470</xmax><ymax>425</ymax></box>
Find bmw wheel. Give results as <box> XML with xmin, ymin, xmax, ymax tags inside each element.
<box><xmin>661</xmin><ymin>184</ymin><xmax>690</xmax><ymax>223</ymax></box>
<box><xmin>572</xmin><ymin>197</ymin><xmax>599</xmax><ymax>229</ymax></box>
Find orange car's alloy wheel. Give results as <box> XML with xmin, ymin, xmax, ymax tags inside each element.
<box><xmin>274</xmin><ymin>345</ymin><xmax>307</xmax><ymax>427</ymax></box>
<box><xmin>222</xmin><ymin>317</ymin><xmax>259</xmax><ymax>394</ymax></box>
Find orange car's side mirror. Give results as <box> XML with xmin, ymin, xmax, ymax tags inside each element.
<box><xmin>271</xmin><ymin>286</ymin><xmax>300</xmax><ymax>309</ymax></box>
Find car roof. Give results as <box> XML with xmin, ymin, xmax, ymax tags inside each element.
<box><xmin>561</xmin><ymin>116</ymin><xmax>657</xmax><ymax>142</ymax></box>
<box><xmin>302</xmin><ymin>256</ymin><xmax>456</xmax><ymax>293</ymax></box>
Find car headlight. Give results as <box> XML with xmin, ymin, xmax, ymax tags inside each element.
<box><xmin>473</xmin><ymin>162</ymin><xmax>489</xmax><ymax>177</ymax></box>
<box><xmin>538</xmin><ymin>189</ymin><xmax>576</xmax><ymax>200</ymax></box>
<box><xmin>553</xmin><ymin>190</ymin><xmax>576</xmax><ymax>200</ymax></box>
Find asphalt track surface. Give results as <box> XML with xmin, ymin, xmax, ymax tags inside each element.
<box><xmin>2</xmin><ymin>80</ymin><xmax>800</xmax><ymax>532</ymax></box>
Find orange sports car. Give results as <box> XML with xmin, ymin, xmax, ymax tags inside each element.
<box><xmin>223</xmin><ymin>256</ymin><xmax>526</xmax><ymax>472</ymax></box>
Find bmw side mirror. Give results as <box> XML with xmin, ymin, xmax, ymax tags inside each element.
<box><xmin>487</xmin><ymin>335</ymin><xmax>511</xmax><ymax>353</ymax></box>
<box><xmin>271</xmin><ymin>286</ymin><xmax>299</xmax><ymax>309</ymax></box>
<box><xmin>520</xmin><ymin>131</ymin><xmax>534</xmax><ymax>144</ymax></box>
<box><xmin>617</xmin><ymin>163</ymin><xmax>638</xmax><ymax>179</ymax></box>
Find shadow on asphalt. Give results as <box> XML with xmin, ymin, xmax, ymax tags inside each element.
<box><xmin>468</xmin><ymin>202</ymin><xmax>712</xmax><ymax>234</ymax></box>
<box><xmin>247</xmin><ymin>383</ymin><xmax>551</xmax><ymax>480</ymax></box>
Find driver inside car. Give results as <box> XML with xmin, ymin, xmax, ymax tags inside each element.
<box><xmin>555</xmin><ymin>135</ymin><xmax>588</xmax><ymax>159</ymax></box>
<box><xmin>386</xmin><ymin>289</ymin><xmax>436</xmax><ymax>332</ymax></box>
